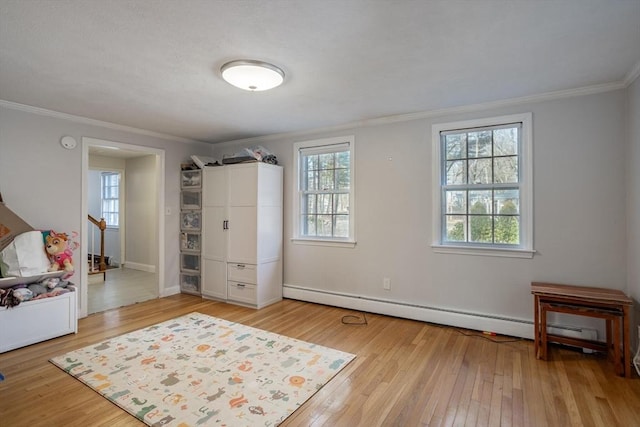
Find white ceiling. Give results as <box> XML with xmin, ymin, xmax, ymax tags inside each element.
<box><xmin>1</xmin><ymin>0</ymin><xmax>639</xmax><ymax>144</ymax></box>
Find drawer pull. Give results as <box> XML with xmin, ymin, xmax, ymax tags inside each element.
<box><xmin>236</xmin><ymin>283</ymin><xmax>245</xmax><ymax>288</ymax></box>
<box><xmin>236</xmin><ymin>264</ymin><xmax>245</xmax><ymax>269</ymax></box>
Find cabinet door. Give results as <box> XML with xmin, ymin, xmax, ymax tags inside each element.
<box><xmin>203</xmin><ymin>167</ymin><xmax>226</xmax><ymax>207</ymax></box>
<box><xmin>202</xmin><ymin>258</ymin><xmax>226</xmax><ymax>300</ymax></box>
<box><xmin>202</xmin><ymin>206</ymin><xmax>226</xmax><ymax>261</ymax></box>
<box><xmin>227</xmin><ymin>206</ymin><xmax>257</xmax><ymax>263</ymax></box>
<box><xmin>228</xmin><ymin>164</ymin><xmax>257</xmax><ymax>207</ymax></box>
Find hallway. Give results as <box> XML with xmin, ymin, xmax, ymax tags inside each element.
<box><xmin>87</xmin><ymin>267</ymin><xmax>157</xmax><ymax>314</ymax></box>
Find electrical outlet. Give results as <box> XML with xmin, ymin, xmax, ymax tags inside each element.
<box><xmin>383</xmin><ymin>277</ymin><xmax>391</xmax><ymax>290</ymax></box>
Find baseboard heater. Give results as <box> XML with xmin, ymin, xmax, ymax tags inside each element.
<box><xmin>546</xmin><ymin>325</ymin><xmax>598</xmax><ymax>353</ymax></box>
<box><xmin>284</xmin><ymin>284</ymin><xmax>599</xmax><ymax>345</ymax></box>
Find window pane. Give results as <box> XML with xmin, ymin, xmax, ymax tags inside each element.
<box><xmin>494</xmin><ymin>156</ymin><xmax>518</xmax><ymax>183</ymax></box>
<box><xmin>317</xmin><ymin>194</ymin><xmax>332</xmax><ymax>214</ymax></box>
<box><xmin>335</xmin><ymin>194</ymin><xmax>349</xmax><ymax>214</ymax></box>
<box><xmin>494</xmin><ymin>189</ymin><xmax>519</xmax><ymax>214</ymax></box>
<box><xmin>469</xmin><ymin>191</ymin><xmax>492</xmax><ymax>214</ymax></box>
<box><xmin>445</xmin><ymin>190</ymin><xmax>466</xmax><ymax>214</ymax></box>
<box><xmin>305</xmin><ymin>169</ymin><xmax>318</xmax><ymax>191</ymax></box>
<box><xmin>336</xmin><ymin>151</ymin><xmax>350</xmax><ymax>168</ymax></box>
<box><xmin>304</xmin><ymin>154</ymin><xmax>318</xmax><ymax>171</ymax></box>
<box><xmin>336</xmin><ymin>168</ymin><xmax>350</xmax><ymax>190</ymax></box>
<box><xmin>468</xmin><ymin>131</ymin><xmax>491</xmax><ymax>158</ymax></box>
<box><xmin>303</xmin><ymin>194</ymin><xmax>316</xmax><ymax>214</ymax></box>
<box><xmin>303</xmin><ymin>215</ymin><xmax>316</xmax><ymax>236</ymax></box>
<box><xmin>319</xmin><ymin>153</ymin><xmax>335</xmax><ymax>169</ymax></box>
<box><xmin>445</xmin><ymin>134</ymin><xmax>466</xmax><ymax>160</ymax></box>
<box><xmin>334</xmin><ymin>215</ymin><xmax>349</xmax><ymax>237</ymax></box>
<box><xmin>468</xmin><ymin>159</ymin><xmax>492</xmax><ymax>184</ymax></box>
<box><xmin>316</xmin><ymin>215</ymin><xmax>333</xmax><ymax>236</ymax></box>
<box><xmin>445</xmin><ymin>215</ymin><xmax>466</xmax><ymax>242</ymax></box>
<box><xmin>319</xmin><ymin>169</ymin><xmax>335</xmax><ymax>190</ymax></box>
<box><xmin>446</xmin><ymin>160</ymin><xmax>466</xmax><ymax>185</ymax></box>
<box><xmin>494</xmin><ymin>216</ymin><xmax>520</xmax><ymax>244</ymax></box>
<box><xmin>470</xmin><ymin>215</ymin><xmax>493</xmax><ymax>243</ymax></box>
<box><xmin>494</xmin><ymin>128</ymin><xmax>518</xmax><ymax>156</ymax></box>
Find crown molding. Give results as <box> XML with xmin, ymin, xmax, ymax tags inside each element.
<box><xmin>0</xmin><ymin>99</ymin><xmax>205</xmax><ymax>145</ymax></box>
<box><xmin>217</xmin><ymin>80</ymin><xmax>628</xmax><ymax>147</ymax></box>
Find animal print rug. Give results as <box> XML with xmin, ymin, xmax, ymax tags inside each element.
<box><xmin>50</xmin><ymin>312</ymin><xmax>355</xmax><ymax>426</ymax></box>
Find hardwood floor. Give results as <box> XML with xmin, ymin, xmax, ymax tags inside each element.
<box><xmin>87</xmin><ymin>267</ymin><xmax>158</xmax><ymax>314</ymax></box>
<box><xmin>1</xmin><ymin>295</ymin><xmax>638</xmax><ymax>426</ymax></box>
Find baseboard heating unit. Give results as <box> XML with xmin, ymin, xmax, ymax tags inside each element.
<box><xmin>284</xmin><ymin>284</ymin><xmax>601</xmax><ymax>345</ymax></box>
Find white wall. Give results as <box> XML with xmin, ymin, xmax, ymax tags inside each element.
<box><xmin>124</xmin><ymin>155</ymin><xmax>157</xmax><ymax>270</ymax></box>
<box><xmin>0</xmin><ymin>104</ymin><xmax>214</xmax><ymax>316</ymax></box>
<box><xmin>213</xmin><ymin>89</ymin><xmax>630</xmax><ymax>338</ymax></box>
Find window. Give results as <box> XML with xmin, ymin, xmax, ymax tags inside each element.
<box><xmin>432</xmin><ymin>113</ymin><xmax>534</xmax><ymax>258</ymax></box>
<box><xmin>101</xmin><ymin>172</ymin><xmax>120</xmax><ymax>228</ymax></box>
<box><xmin>293</xmin><ymin>136</ymin><xmax>355</xmax><ymax>246</ymax></box>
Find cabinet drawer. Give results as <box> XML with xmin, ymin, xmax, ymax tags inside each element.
<box><xmin>227</xmin><ymin>263</ymin><xmax>257</xmax><ymax>284</ymax></box>
<box><xmin>228</xmin><ymin>281</ymin><xmax>257</xmax><ymax>305</ymax></box>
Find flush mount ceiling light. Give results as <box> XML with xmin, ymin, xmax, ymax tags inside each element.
<box><xmin>220</xmin><ymin>60</ymin><xmax>285</xmax><ymax>91</ymax></box>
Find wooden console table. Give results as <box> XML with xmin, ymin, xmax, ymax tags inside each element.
<box><xmin>531</xmin><ymin>282</ymin><xmax>633</xmax><ymax>378</ymax></box>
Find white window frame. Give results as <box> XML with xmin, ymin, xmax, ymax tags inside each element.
<box><xmin>431</xmin><ymin>113</ymin><xmax>534</xmax><ymax>258</ymax></box>
<box><xmin>101</xmin><ymin>171</ymin><xmax>120</xmax><ymax>229</ymax></box>
<box><xmin>292</xmin><ymin>135</ymin><xmax>356</xmax><ymax>247</ymax></box>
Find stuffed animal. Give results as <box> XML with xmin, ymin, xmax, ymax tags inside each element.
<box><xmin>0</xmin><ymin>288</ymin><xmax>22</xmax><ymax>308</ymax></box>
<box><xmin>45</xmin><ymin>231</ymin><xmax>74</xmax><ymax>272</ymax></box>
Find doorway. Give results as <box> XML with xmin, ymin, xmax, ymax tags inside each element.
<box><xmin>80</xmin><ymin>137</ymin><xmax>165</xmax><ymax>318</ymax></box>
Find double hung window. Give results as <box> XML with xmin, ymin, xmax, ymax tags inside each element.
<box><xmin>432</xmin><ymin>113</ymin><xmax>533</xmax><ymax>257</ymax></box>
<box><xmin>293</xmin><ymin>136</ymin><xmax>355</xmax><ymax>246</ymax></box>
<box><xmin>101</xmin><ymin>171</ymin><xmax>120</xmax><ymax>228</ymax></box>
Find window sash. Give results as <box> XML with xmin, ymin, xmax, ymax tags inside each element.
<box><xmin>439</xmin><ymin>123</ymin><xmax>522</xmax><ymax>246</ymax></box>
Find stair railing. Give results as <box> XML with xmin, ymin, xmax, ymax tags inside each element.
<box><xmin>87</xmin><ymin>214</ymin><xmax>107</xmax><ymax>272</ymax></box>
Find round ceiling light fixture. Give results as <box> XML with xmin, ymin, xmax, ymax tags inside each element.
<box><xmin>220</xmin><ymin>59</ymin><xmax>285</xmax><ymax>91</ymax></box>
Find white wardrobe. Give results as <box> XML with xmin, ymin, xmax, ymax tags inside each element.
<box><xmin>201</xmin><ymin>162</ymin><xmax>283</xmax><ymax>308</ymax></box>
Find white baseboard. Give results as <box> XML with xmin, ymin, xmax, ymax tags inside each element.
<box><xmin>123</xmin><ymin>261</ymin><xmax>156</xmax><ymax>273</ymax></box>
<box><xmin>283</xmin><ymin>285</ymin><xmax>605</xmax><ymax>345</ymax></box>
<box><xmin>162</xmin><ymin>285</ymin><xmax>181</xmax><ymax>298</ymax></box>
<box><xmin>283</xmin><ymin>284</ymin><xmax>534</xmax><ymax>339</ymax></box>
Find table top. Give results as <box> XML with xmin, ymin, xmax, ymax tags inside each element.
<box><xmin>531</xmin><ymin>282</ymin><xmax>632</xmax><ymax>305</ymax></box>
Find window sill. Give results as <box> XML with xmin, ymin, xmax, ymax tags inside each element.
<box><xmin>431</xmin><ymin>244</ymin><xmax>535</xmax><ymax>259</ymax></box>
<box><xmin>291</xmin><ymin>238</ymin><xmax>357</xmax><ymax>248</ymax></box>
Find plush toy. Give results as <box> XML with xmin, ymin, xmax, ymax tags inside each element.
<box><xmin>0</xmin><ymin>288</ymin><xmax>22</xmax><ymax>308</ymax></box>
<box><xmin>45</xmin><ymin>231</ymin><xmax>74</xmax><ymax>272</ymax></box>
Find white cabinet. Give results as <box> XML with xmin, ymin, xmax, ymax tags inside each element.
<box><xmin>201</xmin><ymin>163</ymin><xmax>283</xmax><ymax>308</ymax></box>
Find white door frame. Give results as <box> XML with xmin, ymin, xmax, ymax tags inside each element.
<box><xmin>80</xmin><ymin>137</ymin><xmax>165</xmax><ymax>318</ymax></box>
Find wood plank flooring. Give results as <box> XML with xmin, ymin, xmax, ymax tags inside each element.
<box><xmin>1</xmin><ymin>294</ymin><xmax>638</xmax><ymax>426</ymax></box>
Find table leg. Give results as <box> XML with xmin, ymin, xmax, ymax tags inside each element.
<box><xmin>540</xmin><ymin>302</ymin><xmax>548</xmax><ymax>361</ymax></box>
<box><xmin>606</xmin><ymin>319</ymin><xmax>613</xmax><ymax>362</ymax></box>
<box><xmin>623</xmin><ymin>306</ymin><xmax>631</xmax><ymax>378</ymax></box>
<box><xmin>612</xmin><ymin>316</ymin><xmax>622</xmax><ymax>376</ymax></box>
<box><xmin>534</xmin><ymin>295</ymin><xmax>540</xmax><ymax>359</ymax></box>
